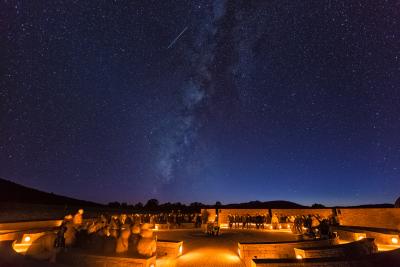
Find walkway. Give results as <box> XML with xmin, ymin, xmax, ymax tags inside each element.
<box><xmin>155</xmin><ymin>228</ymin><xmax>297</xmax><ymax>267</ymax></box>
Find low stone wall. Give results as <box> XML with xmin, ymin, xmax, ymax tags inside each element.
<box><xmin>251</xmin><ymin>258</ymin><xmax>353</xmax><ymax>267</ymax></box>
<box><xmin>157</xmin><ymin>240</ymin><xmax>183</xmax><ymax>258</ymax></box>
<box><xmin>360</xmin><ymin>229</ymin><xmax>399</xmax><ymax>245</ymax></box>
<box><xmin>154</xmin><ymin>223</ymin><xmax>195</xmax><ymax>230</ymax></box>
<box><xmin>238</xmin><ymin>238</ymin><xmax>338</xmax><ymax>267</ymax></box>
<box><xmin>0</xmin><ymin>220</ymin><xmax>62</xmax><ymax>241</ymax></box>
<box><xmin>335</xmin><ymin>227</ymin><xmax>399</xmax><ymax>245</ymax></box>
<box><xmin>251</xmin><ymin>247</ymin><xmax>400</xmax><ymax>267</ymax></box>
<box><xmin>335</xmin><ymin>229</ymin><xmax>366</xmax><ymax>242</ymax></box>
<box><xmin>337</xmin><ymin>208</ymin><xmax>400</xmax><ymax>231</ymax></box>
<box><xmin>202</xmin><ymin>208</ymin><xmax>400</xmax><ymax>231</ymax></box>
<box><xmin>58</xmin><ymin>250</ymin><xmax>156</xmax><ymax>267</ymax></box>
<box><xmin>272</xmin><ymin>209</ymin><xmax>332</xmax><ymax>218</ymax></box>
<box><xmin>294</xmin><ymin>238</ymin><xmax>376</xmax><ymax>259</ymax></box>
<box><xmin>204</xmin><ymin>209</ymin><xmax>269</xmax><ymax>224</ymax></box>
<box><xmin>203</xmin><ymin>208</ymin><xmax>333</xmax><ymax>224</ymax></box>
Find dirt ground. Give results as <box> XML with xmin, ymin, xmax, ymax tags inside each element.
<box><xmin>155</xmin><ymin>228</ymin><xmax>297</xmax><ymax>267</ymax></box>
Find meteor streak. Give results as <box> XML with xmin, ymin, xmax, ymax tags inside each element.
<box><xmin>167</xmin><ymin>26</ymin><xmax>188</xmax><ymax>49</ymax></box>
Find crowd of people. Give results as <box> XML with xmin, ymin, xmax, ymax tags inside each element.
<box><xmin>133</xmin><ymin>212</ymin><xmax>204</xmax><ymax>228</ymax></box>
<box><xmin>25</xmin><ymin>209</ymin><xmax>209</xmax><ymax>263</ymax></box>
<box><xmin>227</xmin><ymin>213</ymin><xmax>274</xmax><ymax>229</ymax></box>
<box><xmin>26</xmin><ymin>209</ymin><xmax>167</xmax><ymax>262</ymax></box>
<box><xmin>24</xmin><ymin>209</ymin><xmax>339</xmax><ymax>262</ymax></box>
<box><xmin>227</xmin><ymin>212</ymin><xmax>338</xmax><ymax>239</ymax></box>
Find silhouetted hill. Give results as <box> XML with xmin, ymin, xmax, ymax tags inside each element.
<box><xmin>334</xmin><ymin>203</ymin><xmax>394</xmax><ymax>208</ymax></box>
<box><xmin>0</xmin><ymin>178</ymin><xmax>103</xmax><ymax>207</ymax></box>
<box><xmin>221</xmin><ymin>200</ymin><xmax>305</xmax><ymax>209</ymax></box>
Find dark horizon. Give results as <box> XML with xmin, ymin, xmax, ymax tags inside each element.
<box><xmin>1</xmin><ymin>1</ymin><xmax>399</xmax><ymax>206</ymax></box>
<box><xmin>0</xmin><ymin>176</ymin><xmax>396</xmax><ymax>208</ymax></box>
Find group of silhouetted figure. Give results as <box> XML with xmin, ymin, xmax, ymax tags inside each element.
<box><xmin>25</xmin><ymin>210</ymin><xmax>163</xmax><ymax>263</ymax></box>
<box><xmin>141</xmin><ymin>212</ymin><xmax>203</xmax><ymax>228</ymax></box>
<box><xmin>227</xmin><ymin>213</ymin><xmax>274</xmax><ymax>229</ymax></box>
<box><xmin>24</xmin><ymin>209</ymin><xmax>208</xmax><ymax>263</ymax></box>
<box><xmin>227</xmin><ymin>213</ymin><xmax>338</xmax><ymax>239</ymax></box>
<box><xmin>22</xmin><ymin>209</ymin><xmax>340</xmax><ymax>263</ymax></box>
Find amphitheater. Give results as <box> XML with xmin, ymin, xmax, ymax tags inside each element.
<box><xmin>1</xmin><ymin>206</ymin><xmax>400</xmax><ymax>267</ymax></box>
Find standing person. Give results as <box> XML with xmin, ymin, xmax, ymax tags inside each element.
<box><xmin>196</xmin><ymin>214</ymin><xmax>202</xmax><ymax>228</ymax></box>
<box><xmin>260</xmin><ymin>214</ymin><xmax>264</xmax><ymax>229</ymax></box>
<box><xmin>54</xmin><ymin>223</ymin><xmax>67</xmax><ymax>251</ymax></box>
<box><xmin>73</xmin><ymin>209</ymin><xmax>84</xmax><ymax>227</ymax></box>
<box><xmin>228</xmin><ymin>214</ymin><xmax>233</xmax><ymax>229</ymax></box>
<box><xmin>271</xmin><ymin>214</ymin><xmax>279</xmax><ymax>229</ymax></box>
<box><xmin>234</xmin><ymin>215</ymin><xmax>238</xmax><ymax>228</ymax></box>
<box><xmin>304</xmin><ymin>215</ymin><xmax>314</xmax><ymax>237</ymax></box>
<box><xmin>256</xmin><ymin>214</ymin><xmax>262</xmax><ymax>229</ymax></box>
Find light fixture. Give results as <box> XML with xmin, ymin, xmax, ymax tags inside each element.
<box><xmin>358</xmin><ymin>236</ymin><xmax>364</xmax><ymax>240</ymax></box>
<box><xmin>391</xmin><ymin>237</ymin><xmax>398</xmax><ymax>244</ymax></box>
<box><xmin>23</xmin><ymin>236</ymin><xmax>31</xmax><ymax>243</ymax></box>
<box><xmin>179</xmin><ymin>245</ymin><xmax>183</xmax><ymax>255</ymax></box>
<box><xmin>296</xmin><ymin>254</ymin><xmax>303</xmax><ymax>259</ymax></box>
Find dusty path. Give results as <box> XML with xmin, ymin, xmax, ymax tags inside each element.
<box><xmin>155</xmin><ymin>228</ymin><xmax>296</xmax><ymax>267</ymax></box>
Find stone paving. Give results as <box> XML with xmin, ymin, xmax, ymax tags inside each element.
<box><xmin>155</xmin><ymin>228</ymin><xmax>297</xmax><ymax>267</ymax></box>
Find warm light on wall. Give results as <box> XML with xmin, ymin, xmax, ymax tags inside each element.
<box><xmin>179</xmin><ymin>244</ymin><xmax>183</xmax><ymax>255</ymax></box>
<box><xmin>13</xmin><ymin>233</ymin><xmax>45</xmax><ymax>254</ymax></box>
<box><xmin>392</xmin><ymin>237</ymin><xmax>399</xmax><ymax>244</ymax></box>
<box><xmin>358</xmin><ymin>236</ymin><xmax>364</xmax><ymax>240</ymax></box>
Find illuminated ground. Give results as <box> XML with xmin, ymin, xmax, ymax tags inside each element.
<box><xmin>155</xmin><ymin>228</ymin><xmax>297</xmax><ymax>267</ymax></box>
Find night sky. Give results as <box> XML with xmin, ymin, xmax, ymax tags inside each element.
<box><xmin>1</xmin><ymin>1</ymin><xmax>399</xmax><ymax>206</ymax></box>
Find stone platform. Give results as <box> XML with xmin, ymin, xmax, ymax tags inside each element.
<box><xmin>155</xmin><ymin>228</ymin><xmax>297</xmax><ymax>267</ymax></box>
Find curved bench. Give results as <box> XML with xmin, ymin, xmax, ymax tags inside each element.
<box><xmin>238</xmin><ymin>237</ymin><xmax>338</xmax><ymax>267</ymax></box>
<box><xmin>335</xmin><ymin>228</ymin><xmax>367</xmax><ymax>242</ymax></box>
<box><xmin>251</xmin><ymin>247</ymin><xmax>400</xmax><ymax>267</ymax></box>
<box><xmin>57</xmin><ymin>249</ymin><xmax>156</xmax><ymax>267</ymax></box>
<box><xmin>0</xmin><ymin>240</ymin><xmax>66</xmax><ymax>267</ymax></box>
<box><xmin>334</xmin><ymin>226</ymin><xmax>400</xmax><ymax>245</ymax></box>
<box><xmin>294</xmin><ymin>238</ymin><xmax>377</xmax><ymax>259</ymax></box>
<box><xmin>157</xmin><ymin>239</ymin><xmax>183</xmax><ymax>258</ymax></box>
<box><xmin>2</xmin><ymin>237</ymin><xmax>156</xmax><ymax>267</ymax></box>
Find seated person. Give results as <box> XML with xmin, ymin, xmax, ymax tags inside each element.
<box><xmin>115</xmin><ymin>228</ymin><xmax>131</xmax><ymax>254</ymax></box>
<box><xmin>137</xmin><ymin>225</ymin><xmax>156</xmax><ymax>257</ymax></box>
<box><xmin>73</xmin><ymin>209</ymin><xmax>84</xmax><ymax>227</ymax></box>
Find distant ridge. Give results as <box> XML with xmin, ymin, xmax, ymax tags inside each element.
<box><xmin>334</xmin><ymin>203</ymin><xmax>394</xmax><ymax>208</ymax></box>
<box><xmin>0</xmin><ymin>178</ymin><xmax>394</xmax><ymax>209</ymax></box>
<box><xmin>221</xmin><ymin>200</ymin><xmax>305</xmax><ymax>209</ymax></box>
<box><xmin>0</xmin><ymin>177</ymin><xmax>103</xmax><ymax>207</ymax></box>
